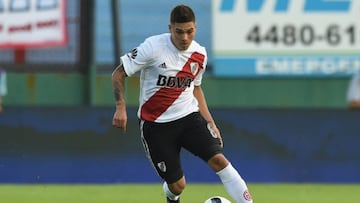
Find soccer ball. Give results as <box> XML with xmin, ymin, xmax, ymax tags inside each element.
<box><xmin>204</xmin><ymin>196</ymin><xmax>232</xmax><ymax>203</ymax></box>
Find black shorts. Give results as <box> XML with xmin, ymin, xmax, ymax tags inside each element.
<box><xmin>140</xmin><ymin>112</ymin><xmax>223</xmax><ymax>183</ymax></box>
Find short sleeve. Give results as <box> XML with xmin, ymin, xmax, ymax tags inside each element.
<box><xmin>120</xmin><ymin>38</ymin><xmax>154</xmax><ymax>76</ymax></box>
<box><xmin>193</xmin><ymin>51</ymin><xmax>208</xmax><ymax>86</ymax></box>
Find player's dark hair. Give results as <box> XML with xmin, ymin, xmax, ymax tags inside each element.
<box><xmin>170</xmin><ymin>4</ymin><xmax>195</xmax><ymax>24</ymax></box>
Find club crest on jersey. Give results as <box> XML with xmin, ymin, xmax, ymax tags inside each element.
<box><xmin>190</xmin><ymin>62</ymin><xmax>199</xmax><ymax>75</ymax></box>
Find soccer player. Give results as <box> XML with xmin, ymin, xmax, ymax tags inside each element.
<box><xmin>347</xmin><ymin>73</ymin><xmax>360</xmax><ymax>108</ymax></box>
<box><xmin>111</xmin><ymin>4</ymin><xmax>253</xmax><ymax>203</ymax></box>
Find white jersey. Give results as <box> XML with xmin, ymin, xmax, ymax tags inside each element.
<box><xmin>121</xmin><ymin>33</ymin><xmax>207</xmax><ymax>123</ymax></box>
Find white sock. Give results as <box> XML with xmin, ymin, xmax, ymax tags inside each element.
<box><xmin>217</xmin><ymin>163</ymin><xmax>253</xmax><ymax>203</ymax></box>
<box><xmin>163</xmin><ymin>182</ymin><xmax>180</xmax><ymax>201</ymax></box>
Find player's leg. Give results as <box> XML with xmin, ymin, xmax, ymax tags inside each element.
<box><xmin>208</xmin><ymin>154</ymin><xmax>253</xmax><ymax>203</ymax></box>
<box><xmin>140</xmin><ymin>120</ymin><xmax>185</xmax><ymax>202</ymax></box>
<box><xmin>181</xmin><ymin>112</ymin><xmax>253</xmax><ymax>203</ymax></box>
<box><xmin>163</xmin><ymin>177</ymin><xmax>186</xmax><ymax>203</ymax></box>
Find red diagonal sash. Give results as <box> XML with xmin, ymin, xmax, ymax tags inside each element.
<box><xmin>140</xmin><ymin>52</ymin><xmax>205</xmax><ymax>121</ymax></box>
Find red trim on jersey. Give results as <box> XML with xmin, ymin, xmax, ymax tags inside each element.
<box><xmin>140</xmin><ymin>52</ymin><xmax>205</xmax><ymax>122</ymax></box>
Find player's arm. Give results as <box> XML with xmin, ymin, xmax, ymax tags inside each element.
<box><xmin>112</xmin><ymin>62</ymin><xmax>128</xmax><ymax>133</ymax></box>
<box><xmin>193</xmin><ymin>85</ymin><xmax>223</xmax><ymax>147</ymax></box>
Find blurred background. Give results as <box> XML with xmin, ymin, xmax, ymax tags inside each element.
<box><xmin>0</xmin><ymin>0</ymin><xmax>359</xmax><ymax>184</ymax></box>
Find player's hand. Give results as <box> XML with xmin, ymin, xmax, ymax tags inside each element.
<box><xmin>213</xmin><ymin>125</ymin><xmax>223</xmax><ymax>148</ymax></box>
<box><xmin>112</xmin><ymin>108</ymin><xmax>127</xmax><ymax>133</ymax></box>
<box><xmin>207</xmin><ymin>122</ymin><xmax>223</xmax><ymax>148</ymax></box>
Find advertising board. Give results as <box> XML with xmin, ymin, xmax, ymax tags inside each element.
<box><xmin>213</xmin><ymin>0</ymin><xmax>360</xmax><ymax>76</ymax></box>
<box><xmin>0</xmin><ymin>0</ymin><xmax>67</xmax><ymax>48</ymax></box>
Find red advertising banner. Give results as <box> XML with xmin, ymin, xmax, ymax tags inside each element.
<box><xmin>0</xmin><ymin>0</ymin><xmax>67</xmax><ymax>48</ymax></box>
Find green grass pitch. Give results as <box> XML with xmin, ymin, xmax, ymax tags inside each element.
<box><xmin>0</xmin><ymin>183</ymin><xmax>359</xmax><ymax>203</ymax></box>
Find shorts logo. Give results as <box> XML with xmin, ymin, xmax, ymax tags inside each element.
<box><xmin>157</xmin><ymin>161</ymin><xmax>167</xmax><ymax>173</ymax></box>
<box><xmin>243</xmin><ymin>190</ymin><xmax>252</xmax><ymax>201</ymax></box>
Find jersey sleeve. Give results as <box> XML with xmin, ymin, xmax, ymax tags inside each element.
<box><xmin>120</xmin><ymin>38</ymin><xmax>154</xmax><ymax>76</ymax></box>
<box><xmin>193</xmin><ymin>49</ymin><xmax>208</xmax><ymax>86</ymax></box>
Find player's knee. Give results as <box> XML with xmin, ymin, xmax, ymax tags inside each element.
<box><xmin>208</xmin><ymin>153</ymin><xmax>229</xmax><ymax>172</ymax></box>
<box><xmin>168</xmin><ymin>177</ymin><xmax>186</xmax><ymax>195</ymax></box>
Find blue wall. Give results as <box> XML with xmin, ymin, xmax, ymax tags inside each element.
<box><xmin>95</xmin><ymin>0</ymin><xmax>212</xmax><ymax>64</ymax></box>
<box><xmin>1</xmin><ymin>107</ymin><xmax>359</xmax><ymax>183</ymax></box>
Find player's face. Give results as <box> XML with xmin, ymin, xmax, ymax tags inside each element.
<box><xmin>169</xmin><ymin>22</ymin><xmax>196</xmax><ymax>51</ymax></box>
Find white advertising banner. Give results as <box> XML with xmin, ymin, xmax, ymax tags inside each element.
<box><xmin>212</xmin><ymin>0</ymin><xmax>360</xmax><ymax>77</ymax></box>
<box><xmin>0</xmin><ymin>0</ymin><xmax>67</xmax><ymax>48</ymax></box>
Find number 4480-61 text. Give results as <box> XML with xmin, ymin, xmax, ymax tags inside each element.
<box><xmin>246</xmin><ymin>24</ymin><xmax>356</xmax><ymax>47</ymax></box>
